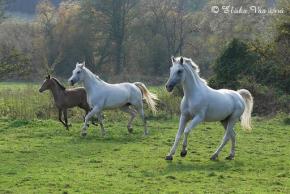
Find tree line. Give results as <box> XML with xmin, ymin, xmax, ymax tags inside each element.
<box><xmin>1</xmin><ymin>0</ymin><xmax>283</xmax><ymax>79</ymax></box>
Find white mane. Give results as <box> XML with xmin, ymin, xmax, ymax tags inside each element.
<box><xmin>176</xmin><ymin>56</ymin><xmax>207</xmax><ymax>85</ymax></box>
<box><xmin>81</xmin><ymin>65</ymin><xmax>104</xmax><ymax>84</ymax></box>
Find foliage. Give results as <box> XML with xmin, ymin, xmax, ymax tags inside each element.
<box><xmin>210</xmin><ymin>34</ymin><xmax>290</xmax><ymax>114</ymax></box>
<box><xmin>0</xmin><ymin>48</ymin><xmax>32</xmax><ymax>79</ymax></box>
<box><xmin>210</xmin><ymin>39</ymin><xmax>258</xmax><ymax>89</ymax></box>
<box><xmin>1</xmin><ymin>0</ymin><xmax>284</xmax><ymax>79</ymax></box>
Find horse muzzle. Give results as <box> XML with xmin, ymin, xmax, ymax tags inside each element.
<box><xmin>69</xmin><ymin>80</ymin><xmax>75</xmax><ymax>86</ymax></box>
<box><xmin>166</xmin><ymin>84</ymin><xmax>174</xmax><ymax>92</ymax></box>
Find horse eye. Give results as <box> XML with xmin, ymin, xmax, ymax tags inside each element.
<box><xmin>177</xmin><ymin>70</ymin><xmax>182</xmax><ymax>74</ymax></box>
<box><xmin>77</xmin><ymin>71</ymin><xmax>80</xmax><ymax>74</ymax></box>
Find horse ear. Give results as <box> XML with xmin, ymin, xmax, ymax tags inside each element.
<box><xmin>80</xmin><ymin>61</ymin><xmax>85</xmax><ymax>68</ymax></box>
<box><xmin>180</xmin><ymin>57</ymin><xmax>184</xmax><ymax>65</ymax></box>
<box><xmin>171</xmin><ymin>56</ymin><xmax>176</xmax><ymax>63</ymax></box>
<box><xmin>46</xmin><ymin>74</ymin><xmax>50</xmax><ymax>79</ymax></box>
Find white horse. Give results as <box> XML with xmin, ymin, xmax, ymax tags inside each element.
<box><xmin>68</xmin><ymin>62</ymin><xmax>158</xmax><ymax>136</ymax></box>
<box><xmin>165</xmin><ymin>56</ymin><xmax>253</xmax><ymax>161</ymax></box>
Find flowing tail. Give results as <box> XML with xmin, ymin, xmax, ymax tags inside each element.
<box><xmin>134</xmin><ymin>82</ymin><xmax>159</xmax><ymax>115</ymax></box>
<box><xmin>238</xmin><ymin>89</ymin><xmax>254</xmax><ymax>131</ymax></box>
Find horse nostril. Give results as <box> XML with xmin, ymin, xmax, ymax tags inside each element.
<box><xmin>166</xmin><ymin>84</ymin><xmax>173</xmax><ymax>92</ymax></box>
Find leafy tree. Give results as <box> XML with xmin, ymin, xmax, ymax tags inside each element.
<box><xmin>210</xmin><ymin>39</ymin><xmax>258</xmax><ymax>89</ymax></box>
<box><xmin>0</xmin><ymin>48</ymin><xmax>31</xmax><ymax>79</ymax></box>
<box><xmin>36</xmin><ymin>0</ymin><xmax>57</xmax><ymax>71</ymax></box>
<box><xmin>82</xmin><ymin>0</ymin><xmax>138</xmax><ymax>74</ymax></box>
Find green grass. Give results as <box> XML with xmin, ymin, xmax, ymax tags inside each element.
<box><xmin>0</xmin><ymin>116</ymin><xmax>290</xmax><ymax>193</ymax></box>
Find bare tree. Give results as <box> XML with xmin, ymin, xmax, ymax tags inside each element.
<box><xmin>148</xmin><ymin>0</ymin><xmax>198</xmax><ymax>56</ymax></box>
<box><xmin>36</xmin><ymin>0</ymin><xmax>59</xmax><ymax>72</ymax></box>
<box><xmin>92</xmin><ymin>0</ymin><xmax>138</xmax><ymax>74</ymax></box>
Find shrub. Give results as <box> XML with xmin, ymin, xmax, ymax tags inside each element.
<box><xmin>238</xmin><ymin>76</ymin><xmax>290</xmax><ymax>115</ymax></box>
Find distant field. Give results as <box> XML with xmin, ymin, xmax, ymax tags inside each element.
<box><xmin>0</xmin><ymin>116</ymin><xmax>290</xmax><ymax>193</ymax></box>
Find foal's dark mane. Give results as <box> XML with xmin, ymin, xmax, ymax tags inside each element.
<box><xmin>51</xmin><ymin>77</ymin><xmax>66</xmax><ymax>90</ymax></box>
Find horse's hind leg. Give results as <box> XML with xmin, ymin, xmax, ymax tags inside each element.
<box><xmin>226</xmin><ymin>129</ymin><xmax>236</xmax><ymax>160</ymax></box>
<box><xmin>120</xmin><ymin>105</ymin><xmax>137</xmax><ymax>133</ymax></box>
<box><xmin>134</xmin><ymin>103</ymin><xmax>148</xmax><ymax>135</ymax></box>
<box><xmin>221</xmin><ymin>118</ymin><xmax>236</xmax><ymax>160</ymax></box>
<box><xmin>211</xmin><ymin>118</ymin><xmax>237</xmax><ymax>160</ymax></box>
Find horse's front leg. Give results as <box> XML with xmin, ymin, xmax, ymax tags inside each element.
<box><xmin>181</xmin><ymin>114</ymin><xmax>204</xmax><ymax>158</ymax></box>
<box><xmin>63</xmin><ymin>109</ymin><xmax>71</xmax><ymax>130</ymax></box>
<box><xmin>58</xmin><ymin>109</ymin><xmax>67</xmax><ymax>128</ymax></box>
<box><xmin>165</xmin><ymin>115</ymin><xmax>188</xmax><ymax>160</ymax></box>
<box><xmin>81</xmin><ymin>106</ymin><xmax>101</xmax><ymax>137</ymax></box>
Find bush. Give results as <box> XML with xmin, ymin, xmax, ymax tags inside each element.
<box><xmin>211</xmin><ymin>38</ymin><xmax>258</xmax><ymax>89</ymax></box>
<box><xmin>210</xmin><ymin>38</ymin><xmax>290</xmax><ymax>115</ymax></box>
<box><xmin>238</xmin><ymin>76</ymin><xmax>290</xmax><ymax>115</ymax></box>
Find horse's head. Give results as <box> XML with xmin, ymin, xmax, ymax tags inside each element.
<box><xmin>39</xmin><ymin>74</ymin><xmax>52</xmax><ymax>93</ymax></box>
<box><xmin>68</xmin><ymin>62</ymin><xmax>86</xmax><ymax>86</ymax></box>
<box><xmin>165</xmin><ymin>56</ymin><xmax>185</xmax><ymax>92</ymax></box>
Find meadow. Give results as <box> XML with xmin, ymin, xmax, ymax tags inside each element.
<box><xmin>0</xmin><ymin>82</ymin><xmax>290</xmax><ymax>193</ymax></box>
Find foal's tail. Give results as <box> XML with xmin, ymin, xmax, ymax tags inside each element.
<box><xmin>238</xmin><ymin>89</ymin><xmax>254</xmax><ymax>131</ymax></box>
<box><xmin>134</xmin><ymin>82</ymin><xmax>159</xmax><ymax>115</ymax></box>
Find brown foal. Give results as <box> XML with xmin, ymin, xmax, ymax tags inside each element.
<box><xmin>39</xmin><ymin>75</ymin><xmax>92</xmax><ymax>130</ymax></box>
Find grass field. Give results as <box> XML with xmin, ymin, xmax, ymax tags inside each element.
<box><xmin>1</xmin><ymin>115</ymin><xmax>290</xmax><ymax>193</ymax></box>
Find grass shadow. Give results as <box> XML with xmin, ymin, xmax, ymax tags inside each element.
<box><xmin>68</xmin><ymin>131</ymin><xmax>148</xmax><ymax>144</ymax></box>
<box><xmin>163</xmin><ymin>160</ymin><xmax>245</xmax><ymax>174</ymax></box>
<box><xmin>7</xmin><ymin>120</ymin><xmax>30</xmax><ymax>128</ymax></box>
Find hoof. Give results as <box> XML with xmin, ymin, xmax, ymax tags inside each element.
<box><xmin>180</xmin><ymin>150</ymin><xmax>187</xmax><ymax>157</ymax></box>
<box><xmin>225</xmin><ymin>155</ymin><xmax>234</xmax><ymax>160</ymax></box>
<box><xmin>210</xmin><ymin>155</ymin><xmax>218</xmax><ymax>161</ymax></box>
<box><xmin>81</xmin><ymin>132</ymin><xmax>87</xmax><ymax>137</ymax></box>
<box><xmin>68</xmin><ymin>123</ymin><xmax>72</xmax><ymax>127</ymax></box>
<box><xmin>127</xmin><ymin>127</ymin><xmax>133</xmax><ymax>133</ymax></box>
<box><xmin>165</xmin><ymin>155</ymin><xmax>173</xmax><ymax>161</ymax></box>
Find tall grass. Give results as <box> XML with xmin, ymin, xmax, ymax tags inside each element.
<box><xmin>0</xmin><ymin>82</ymin><xmax>54</xmax><ymax>119</ymax></box>
<box><xmin>0</xmin><ymin>82</ymin><xmax>90</xmax><ymax>121</ymax></box>
<box><xmin>0</xmin><ymin>82</ymin><xmax>182</xmax><ymax>121</ymax></box>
